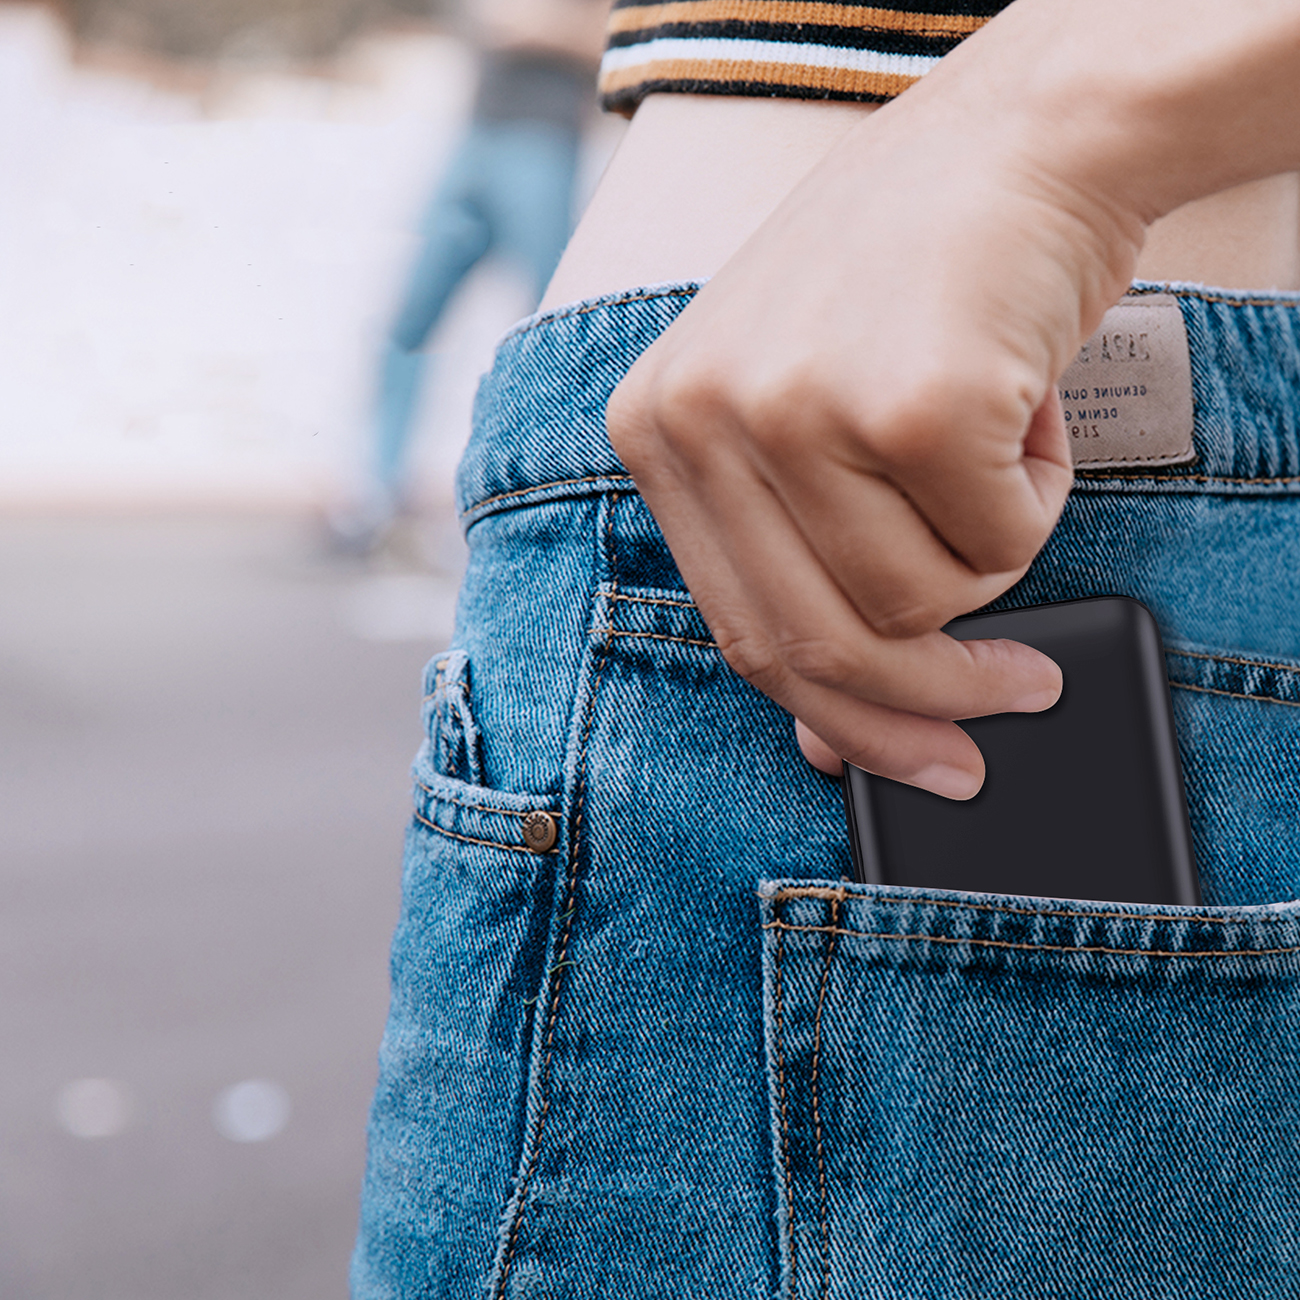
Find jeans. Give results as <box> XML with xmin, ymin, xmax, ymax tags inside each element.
<box><xmin>373</xmin><ymin>121</ymin><xmax>580</xmax><ymax>502</ymax></box>
<box><xmin>353</xmin><ymin>282</ymin><xmax>1300</xmax><ymax>1299</ymax></box>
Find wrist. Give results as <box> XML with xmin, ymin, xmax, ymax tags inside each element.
<box><xmin>829</xmin><ymin>86</ymin><xmax>1143</xmax><ymax>350</ymax></box>
<box><xmin>933</xmin><ymin>0</ymin><xmax>1300</xmax><ymax>224</ymax></box>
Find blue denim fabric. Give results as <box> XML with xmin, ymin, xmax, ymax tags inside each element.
<box><xmin>353</xmin><ymin>282</ymin><xmax>1300</xmax><ymax>1299</ymax></box>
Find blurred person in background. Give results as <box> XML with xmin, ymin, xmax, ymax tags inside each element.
<box><xmin>332</xmin><ymin>0</ymin><xmax>607</xmax><ymax>551</ymax></box>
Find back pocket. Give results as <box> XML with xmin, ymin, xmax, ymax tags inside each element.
<box><xmin>760</xmin><ymin>881</ymin><xmax>1300</xmax><ymax>1300</ymax></box>
<box><xmin>357</xmin><ymin>649</ymin><xmax>562</xmax><ymax>1291</ymax></box>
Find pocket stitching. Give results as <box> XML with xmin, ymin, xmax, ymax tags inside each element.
<box><xmin>1171</xmin><ymin>679</ymin><xmax>1300</xmax><ymax>710</ymax></box>
<box><xmin>605</xmin><ymin>592</ymin><xmax>699</xmax><ymax>610</ymax></box>
<box><xmin>412</xmin><ymin>809</ymin><xmax>542</xmax><ymax>857</ymax></box>
<box><xmin>771</xmin><ymin>908</ymin><xmax>799</xmax><ymax>1300</ymax></box>
<box><xmin>810</xmin><ymin>897</ymin><xmax>837</xmax><ymax>1300</ymax></box>
<box><xmin>462</xmin><ymin>472</ymin><xmax>636</xmax><ymax>518</ymax></box>
<box><xmin>591</xmin><ymin>627</ymin><xmax>719</xmax><ymax>651</ymax></box>
<box><xmin>767</xmin><ymin>884</ymin><xmax>1290</xmax><ymax>928</ymax></box>
<box><xmin>492</xmin><ymin>493</ymin><xmax>619</xmax><ymax>1296</ymax></box>
<box><xmin>1169</xmin><ymin>646</ymin><xmax>1300</xmax><ymax>674</ymax></box>
<box><xmin>764</xmin><ymin>919</ymin><xmax>1300</xmax><ymax>960</ymax></box>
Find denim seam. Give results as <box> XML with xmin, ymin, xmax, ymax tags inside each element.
<box><xmin>590</xmin><ymin>624</ymin><xmax>1300</xmax><ymax>678</ymax></box>
<box><xmin>498</xmin><ymin>285</ymin><xmax>699</xmax><ymax>344</ymax></box>
<box><xmin>1169</xmin><ymin>647</ymin><xmax>1300</xmax><ymax>674</ymax></box>
<box><xmin>413</xmin><ymin>779</ymin><xmax>553</xmax><ymax>819</ymax></box>
<box><xmin>463</xmin><ymin>473</ymin><xmax>635</xmax><ymax>519</ymax></box>
<box><xmin>593</xmin><ymin>627</ymin><xmax>720</xmax><ymax>650</ymax></box>
<box><xmin>1076</xmin><ymin>472</ymin><xmax>1300</xmax><ymax>485</ymax></box>
<box><xmin>606</xmin><ymin>592</ymin><xmax>699</xmax><ymax>610</ymax></box>
<box><xmin>810</xmin><ymin>897</ymin><xmax>837</xmax><ymax>1300</ymax></box>
<box><xmin>770</xmin><ymin>901</ymin><xmax>798</xmax><ymax>1300</ymax></box>
<box><xmin>497</xmin><ymin>284</ymin><xmax>1299</xmax><ymax>352</ymax></box>
<box><xmin>586</xmin><ymin>623</ymin><xmax>1300</xmax><ymax>707</ymax></box>
<box><xmin>1130</xmin><ymin>285</ymin><xmax>1300</xmax><ymax>309</ymax></box>
<box><xmin>412</xmin><ymin>809</ymin><xmax>539</xmax><ymax>856</ymax></box>
<box><xmin>767</xmin><ymin>885</ymin><xmax>1289</xmax><ymax>927</ymax></box>
<box><xmin>421</xmin><ymin>681</ymin><xmax>466</xmax><ymax>704</ymax></box>
<box><xmin>763</xmin><ymin>920</ymin><xmax>1300</xmax><ymax>959</ymax></box>
<box><xmin>1170</xmin><ymin>680</ymin><xmax>1300</xmax><ymax>710</ymax></box>
<box><xmin>462</xmin><ymin>469</ymin><xmax>1300</xmax><ymax>520</ymax></box>
<box><xmin>493</xmin><ymin>495</ymin><xmax>620</xmax><ymax>1297</ymax></box>
<box><xmin>494</xmin><ymin>282</ymin><xmax>1295</xmax><ymax>348</ymax></box>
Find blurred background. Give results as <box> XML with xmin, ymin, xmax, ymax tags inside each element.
<box><xmin>0</xmin><ymin>1</ymin><xmax>620</xmax><ymax>1294</ymax></box>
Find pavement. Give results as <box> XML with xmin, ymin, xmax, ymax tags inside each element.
<box><xmin>0</xmin><ymin>510</ymin><xmax>461</xmax><ymax>1299</ymax></box>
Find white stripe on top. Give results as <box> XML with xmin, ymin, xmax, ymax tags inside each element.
<box><xmin>600</xmin><ymin>35</ymin><xmax>941</xmax><ymax>78</ymax></box>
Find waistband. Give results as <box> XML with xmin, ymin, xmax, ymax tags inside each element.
<box><xmin>456</xmin><ymin>280</ymin><xmax>1300</xmax><ymax>527</ymax></box>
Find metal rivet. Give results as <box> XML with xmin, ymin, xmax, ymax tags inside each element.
<box><xmin>521</xmin><ymin>810</ymin><xmax>558</xmax><ymax>854</ymax></box>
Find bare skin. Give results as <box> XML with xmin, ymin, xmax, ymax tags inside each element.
<box><xmin>545</xmin><ymin>96</ymin><xmax>1300</xmax><ymax>310</ymax></box>
<box><xmin>548</xmin><ymin>0</ymin><xmax>1300</xmax><ymax>797</ymax></box>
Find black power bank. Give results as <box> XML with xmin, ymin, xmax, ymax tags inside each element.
<box><xmin>842</xmin><ymin>597</ymin><xmax>1200</xmax><ymax>904</ymax></box>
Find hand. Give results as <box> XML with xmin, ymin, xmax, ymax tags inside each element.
<box><xmin>606</xmin><ymin>57</ymin><xmax>1145</xmax><ymax>798</ymax></box>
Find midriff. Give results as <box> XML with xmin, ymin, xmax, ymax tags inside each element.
<box><xmin>543</xmin><ymin>93</ymin><xmax>1300</xmax><ymax>310</ymax></box>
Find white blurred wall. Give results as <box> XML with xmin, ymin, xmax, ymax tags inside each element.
<box><xmin>0</xmin><ymin>3</ymin><xmax>616</xmax><ymax>509</ymax></box>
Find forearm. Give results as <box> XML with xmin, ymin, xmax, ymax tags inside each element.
<box><xmin>772</xmin><ymin>0</ymin><xmax>1300</xmax><ymax>359</ymax></box>
<box><xmin>915</xmin><ymin>0</ymin><xmax>1300</xmax><ymax>223</ymax></box>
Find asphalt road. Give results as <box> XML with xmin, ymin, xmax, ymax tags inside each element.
<box><xmin>0</xmin><ymin>512</ymin><xmax>459</xmax><ymax>1299</ymax></box>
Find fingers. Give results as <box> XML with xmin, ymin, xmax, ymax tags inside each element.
<box><xmin>762</xmin><ymin>436</ymin><xmax>1029</xmax><ymax>639</ymax></box>
<box><xmin>623</xmin><ymin>422</ymin><xmax>1061</xmax><ymax>724</ymax></box>
<box><xmin>796</xmin><ymin>719</ymin><xmax>843</xmax><ymax>776</ymax></box>
<box><xmin>793</xmin><ymin>700</ymin><xmax>987</xmax><ymax>799</ymax></box>
<box><xmin>605</xmin><ymin>172</ymin><xmax>1078</xmax><ymax>800</ymax></box>
<box><xmin>886</xmin><ymin>379</ymin><xmax>1074</xmax><ymax>576</ymax></box>
<box><xmin>618</xmin><ymin>312</ymin><xmax>1071</xmax><ymax>645</ymax></box>
<box><xmin>793</xmin><ymin>643</ymin><xmax>1059</xmax><ymax>801</ymax></box>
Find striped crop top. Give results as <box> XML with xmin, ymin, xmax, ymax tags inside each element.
<box><xmin>599</xmin><ymin>0</ymin><xmax>1013</xmax><ymax>113</ymax></box>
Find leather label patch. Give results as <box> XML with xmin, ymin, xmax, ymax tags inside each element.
<box><xmin>1057</xmin><ymin>294</ymin><xmax>1196</xmax><ymax>470</ymax></box>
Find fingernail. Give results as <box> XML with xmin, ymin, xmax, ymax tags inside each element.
<box><xmin>1011</xmin><ymin>686</ymin><xmax>1061</xmax><ymax>713</ymax></box>
<box><xmin>910</xmin><ymin>763</ymin><xmax>982</xmax><ymax>801</ymax></box>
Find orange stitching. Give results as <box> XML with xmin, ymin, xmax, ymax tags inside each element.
<box><xmin>763</xmin><ymin>884</ymin><xmax>1284</xmax><ymax>927</ymax></box>
<box><xmin>421</xmin><ymin>658</ymin><xmax>455</xmax><ymax>702</ymax></box>
<box><xmin>459</xmin><ymin>464</ymin><xmax>1300</xmax><ymax>508</ymax></box>
<box><xmin>605</xmin><ymin>592</ymin><xmax>699</xmax><ymax>610</ymax></box>
<box><xmin>762</xmin><ymin>920</ymin><xmax>1300</xmax><ymax>959</ymax></box>
<box><xmin>1170</xmin><ymin>680</ymin><xmax>1300</xmax><ymax>710</ymax></box>
<box><xmin>592</xmin><ymin>627</ymin><xmax>719</xmax><ymax>649</ymax></box>
<box><xmin>810</xmin><ymin>896</ymin><xmax>837</xmax><ymax>1300</ymax></box>
<box><xmin>412</xmin><ymin>810</ymin><xmax>537</xmax><ymax>855</ymax></box>
<box><xmin>1129</xmin><ymin>284</ymin><xmax>1300</xmax><ymax>309</ymax></box>
<box><xmin>770</xmin><ymin>907</ymin><xmax>798</xmax><ymax>1300</ymax></box>
<box><xmin>1076</xmin><ymin>471</ymin><xmax>1300</xmax><ymax>485</ymax></box>
<box><xmin>463</xmin><ymin>473</ymin><xmax>636</xmax><ymax>518</ymax></box>
<box><xmin>1168</xmin><ymin>646</ymin><xmax>1300</xmax><ymax>675</ymax></box>
<box><xmin>500</xmin><ymin>285</ymin><xmax>699</xmax><ymax>343</ymax></box>
<box><xmin>494</xmin><ymin>495</ymin><xmax>620</xmax><ymax>1296</ymax></box>
<box><xmin>421</xmin><ymin>679</ymin><xmax>468</xmax><ymax>704</ymax></box>
<box><xmin>414</xmin><ymin>779</ymin><xmax>556</xmax><ymax>820</ymax></box>
<box><xmin>467</xmin><ymin>283</ymin><xmax>1300</xmax><ymax>516</ymax></box>
<box><xmin>1074</xmin><ymin>454</ymin><xmax>1199</xmax><ymax>466</ymax></box>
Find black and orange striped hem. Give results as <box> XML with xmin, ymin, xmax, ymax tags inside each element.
<box><xmin>599</xmin><ymin>0</ymin><xmax>1010</xmax><ymax>113</ymax></box>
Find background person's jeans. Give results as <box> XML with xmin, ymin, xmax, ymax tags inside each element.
<box><xmin>373</xmin><ymin>121</ymin><xmax>579</xmax><ymax>504</ymax></box>
<box><xmin>353</xmin><ymin>283</ymin><xmax>1300</xmax><ymax>1299</ymax></box>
